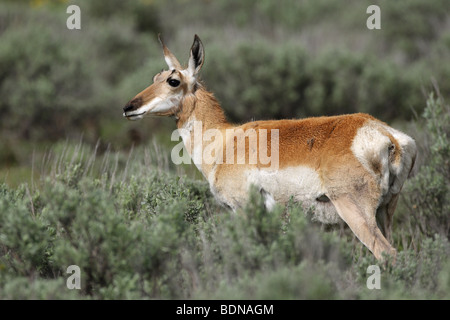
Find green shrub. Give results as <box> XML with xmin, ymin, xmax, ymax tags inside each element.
<box><xmin>81</xmin><ymin>0</ymin><xmax>160</xmax><ymax>33</ymax></box>
<box><xmin>0</xmin><ymin>23</ymin><xmax>102</xmax><ymax>140</ymax></box>
<box><xmin>0</xmin><ymin>185</ymin><xmax>52</xmax><ymax>277</ymax></box>
<box><xmin>200</xmin><ymin>261</ymin><xmax>340</xmax><ymax>300</ymax></box>
<box><xmin>203</xmin><ymin>40</ymin><xmax>422</xmax><ymax>122</ymax></box>
<box><xmin>0</xmin><ymin>2</ymin><xmax>154</xmax><ymax>141</ymax></box>
<box><xmin>1</xmin><ymin>0</ymin><xmax>450</xmax><ymax>150</ymax></box>
<box><xmin>0</xmin><ymin>0</ymin><xmax>449</xmax><ymax>300</ymax></box>
<box><xmin>0</xmin><ymin>277</ymin><xmax>79</xmax><ymax>300</ymax></box>
<box><xmin>0</xmin><ymin>152</ymin><xmax>448</xmax><ymax>299</ymax></box>
<box><xmin>305</xmin><ymin>50</ymin><xmax>420</xmax><ymax>120</ymax></box>
<box><xmin>380</xmin><ymin>0</ymin><xmax>450</xmax><ymax>61</ymax></box>
<box><xmin>404</xmin><ymin>92</ymin><xmax>450</xmax><ymax>239</ymax></box>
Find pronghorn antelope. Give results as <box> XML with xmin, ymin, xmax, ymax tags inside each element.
<box><xmin>123</xmin><ymin>35</ymin><xmax>417</xmax><ymax>260</ymax></box>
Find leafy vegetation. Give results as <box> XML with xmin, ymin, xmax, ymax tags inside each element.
<box><xmin>1</xmin><ymin>93</ymin><xmax>449</xmax><ymax>299</ymax></box>
<box><xmin>0</xmin><ymin>0</ymin><xmax>449</xmax><ymax>299</ymax></box>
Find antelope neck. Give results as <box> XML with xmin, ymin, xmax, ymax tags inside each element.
<box><xmin>174</xmin><ymin>87</ymin><xmax>231</xmax><ymax>179</ymax></box>
<box><xmin>175</xmin><ymin>87</ymin><xmax>230</xmax><ymax>131</ymax></box>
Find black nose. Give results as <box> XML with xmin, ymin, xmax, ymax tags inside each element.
<box><xmin>123</xmin><ymin>98</ymin><xmax>142</xmax><ymax>113</ymax></box>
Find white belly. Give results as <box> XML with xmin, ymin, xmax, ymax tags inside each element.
<box><xmin>245</xmin><ymin>166</ymin><xmax>341</xmax><ymax>224</ymax></box>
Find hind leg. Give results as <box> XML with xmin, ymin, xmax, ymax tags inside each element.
<box><xmin>376</xmin><ymin>204</ymin><xmax>389</xmax><ymax>240</ymax></box>
<box><xmin>376</xmin><ymin>193</ymin><xmax>400</xmax><ymax>243</ymax></box>
<box><xmin>330</xmin><ymin>193</ymin><xmax>396</xmax><ymax>261</ymax></box>
<box><xmin>386</xmin><ymin>193</ymin><xmax>400</xmax><ymax>241</ymax></box>
<box><xmin>323</xmin><ymin>154</ymin><xmax>397</xmax><ymax>260</ymax></box>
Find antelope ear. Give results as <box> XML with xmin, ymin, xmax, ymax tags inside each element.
<box><xmin>158</xmin><ymin>34</ymin><xmax>182</xmax><ymax>70</ymax></box>
<box><xmin>187</xmin><ymin>34</ymin><xmax>205</xmax><ymax>76</ymax></box>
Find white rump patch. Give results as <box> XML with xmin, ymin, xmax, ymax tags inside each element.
<box><xmin>380</xmin><ymin>124</ymin><xmax>417</xmax><ymax>194</ymax></box>
<box><xmin>351</xmin><ymin>122</ymin><xmax>391</xmax><ymax>195</ymax></box>
<box><xmin>351</xmin><ymin>120</ymin><xmax>417</xmax><ymax>196</ymax></box>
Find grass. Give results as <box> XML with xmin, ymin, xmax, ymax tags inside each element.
<box><xmin>0</xmin><ymin>93</ymin><xmax>449</xmax><ymax>300</ymax></box>
<box><xmin>0</xmin><ymin>0</ymin><xmax>449</xmax><ymax>300</ymax></box>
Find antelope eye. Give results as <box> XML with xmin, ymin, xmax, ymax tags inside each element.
<box><xmin>168</xmin><ymin>79</ymin><xmax>180</xmax><ymax>87</ymax></box>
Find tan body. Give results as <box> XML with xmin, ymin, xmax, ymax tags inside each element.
<box><xmin>123</xmin><ymin>35</ymin><xmax>417</xmax><ymax>260</ymax></box>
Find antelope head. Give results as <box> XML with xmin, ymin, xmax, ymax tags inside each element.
<box><xmin>123</xmin><ymin>34</ymin><xmax>205</xmax><ymax>121</ymax></box>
